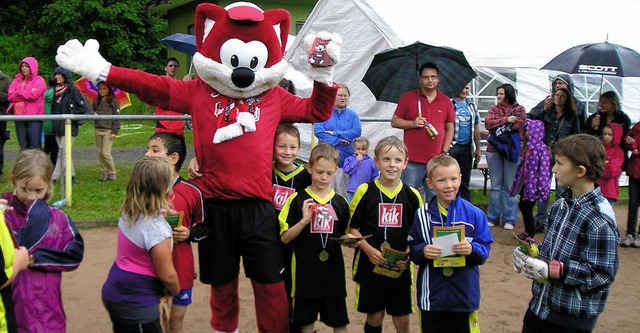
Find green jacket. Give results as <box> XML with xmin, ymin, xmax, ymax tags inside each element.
<box><xmin>43</xmin><ymin>88</ymin><xmax>54</xmax><ymax>135</ymax></box>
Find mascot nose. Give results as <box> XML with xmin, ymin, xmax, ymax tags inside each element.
<box><xmin>231</xmin><ymin>67</ymin><xmax>255</xmax><ymax>88</ymax></box>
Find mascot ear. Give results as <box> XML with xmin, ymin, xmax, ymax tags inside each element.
<box><xmin>264</xmin><ymin>9</ymin><xmax>290</xmax><ymax>56</ymax></box>
<box><xmin>195</xmin><ymin>4</ymin><xmax>227</xmax><ymax>49</ymax></box>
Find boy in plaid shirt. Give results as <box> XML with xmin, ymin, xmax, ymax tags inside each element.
<box><xmin>513</xmin><ymin>134</ymin><xmax>619</xmax><ymax>333</ymax></box>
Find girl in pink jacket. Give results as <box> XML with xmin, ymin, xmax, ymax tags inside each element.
<box><xmin>7</xmin><ymin>57</ymin><xmax>46</xmax><ymax>150</ymax></box>
<box><xmin>597</xmin><ymin>123</ymin><xmax>625</xmax><ymax>209</ymax></box>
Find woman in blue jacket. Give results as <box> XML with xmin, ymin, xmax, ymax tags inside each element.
<box><xmin>314</xmin><ymin>83</ymin><xmax>362</xmax><ymax>196</ymax></box>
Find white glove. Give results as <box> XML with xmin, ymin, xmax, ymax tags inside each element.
<box><xmin>513</xmin><ymin>247</ymin><xmax>548</xmax><ymax>282</ymax></box>
<box><xmin>513</xmin><ymin>247</ymin><xmax>527</xmax><ymax>273</ymax></box>
<box><xmin>56</xmin><ymin>39</ymin><xmax>111</xmax><ymax>83</ymax></box>
<box><xmin>304</xmin><ymin>31</ymin><xmax>342</xmax><ymax>85</ymax></box>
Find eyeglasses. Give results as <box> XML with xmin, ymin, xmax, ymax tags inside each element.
<box><xmin>420</xmin><ymin>75</ymin><xmax>438</xmax><ymax>81</ymax></box>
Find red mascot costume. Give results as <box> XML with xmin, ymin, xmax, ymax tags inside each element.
<box><xmin>56</xmin><ymin>2</ymin><xmax>342</xmax><ymax>332</ymax></box>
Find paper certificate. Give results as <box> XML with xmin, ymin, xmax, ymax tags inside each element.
<box><xmin>432</xmin><ymin>225</ymin><xmax>466</xmax><ymax>267</ymax></box>
<box><xmin>373</xmin><ymin>246</ymin><xmax>409</xmax><ymax>278</ymax></box>
<box><xmin>165</xmin><ymin>212</ymin><xmax>184</xmax><ymax>229</ymax></box>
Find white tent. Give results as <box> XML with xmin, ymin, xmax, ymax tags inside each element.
<box><xmin>286</xmin><ymin>0</ymin><xmax>640</xmax><ymax>160</ymax></box>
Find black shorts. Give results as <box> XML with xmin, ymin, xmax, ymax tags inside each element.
<box><xmin>420</xmin><ymin>310</ymin><xmax>479</xmax><ymax>333</ymax></box>
<box><xmin>198</xmin><ymin>199</ymin><xmax>284</xmax><ymax>285</ymax></box>
<box><xmin>355</xmin><ymin>280</ymin><xmax>413</xmax><ymax>316</ymax></box>
<box><xmin>292</xmin><ymin>297</ymin><xmax>349</xmax><ymax>328</ymax></box>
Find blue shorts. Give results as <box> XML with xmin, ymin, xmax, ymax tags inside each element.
<box><xmin>172</xmin><ymin>289</ymin><xmax>193</xmax><ymax>306</ymax></box>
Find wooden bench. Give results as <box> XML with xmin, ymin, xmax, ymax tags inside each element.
<box><xmin>475</xmin><ymin>163</ymin><xmax>490</xmax><ymax>196</ymax></box>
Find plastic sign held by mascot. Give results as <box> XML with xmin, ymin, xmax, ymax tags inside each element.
<box><xmin>56</xmin><ymin>2</ymin><xmax>342</xmax><ymax>332</ymax></box>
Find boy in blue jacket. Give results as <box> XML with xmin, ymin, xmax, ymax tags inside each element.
<box><xmin>408</xmin><ymin>154</ymin><xmax>493</xmax><ymax>333</ymax></box>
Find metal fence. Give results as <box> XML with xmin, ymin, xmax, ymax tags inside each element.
<box><xmin>2</xmin><ymin>114</ymin><xmax>191</xmax><ymax>206</ymax></box>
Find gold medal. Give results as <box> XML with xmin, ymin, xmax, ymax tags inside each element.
<box><xmin>319</xmin><ymin>250</ymin><xmax>329</xmax><ymax>262</ymax></box>
<box><xmin>381</xmin><ymin>241</ymin><xmax>391</xmax><ymax>251</ymax></box>
<box><xmin>442</xmin><ymin>267</ymin><xmax>454</xmax><ymax>277</ymax></box>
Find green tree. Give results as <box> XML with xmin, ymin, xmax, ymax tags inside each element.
<box><xmin>0</xmin><ymin>0</ymin><xmax>54</xmax><ymax>35</ymax></box>
<box><xmin>39</xmin><ymin>0</ymin><xmax>167</xmax><ymax>74</ymax></box>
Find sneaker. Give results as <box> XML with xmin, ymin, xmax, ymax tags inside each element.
<box><xmin>621</xmin><ymin>234</ymin><xmax>634</xmax><ymax>247</ymax></box>
<box><xmin>503</xmin><ymin>223</ymin><xmax>515</xmax><ymax>230</ymax></box>
<box><xmin>107</xmin><ymin>174</ymin><xmax>116</xmax><ymax>181</ymax></box>
<box><xmin>535</xmin><ymin>223</ymin><xmax>546</xmax><ymax>234</ymax></box>
<box><xmin>632</xmin><ymin>236</ymin><xmax>640</xmax><ymax>248</ymax></box>
<box><xmin>98</xmin><ymin>175</ymin><xmax>108</xmax><ymax>182</ymax></box>
<box><xmin>488</xmin><ymin>221</ymin><xmax>496</xmax><ymax>227</ymax></box>
<box><xmin>517</xmin><ymin>232</ymin><xmax>537</xmax><ymax>244</ymax></box>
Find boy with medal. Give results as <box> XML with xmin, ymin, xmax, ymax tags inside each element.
<box><xmin>408</xmin><ymin>155</ymin><xmax>493</xmax><ymax>333</ymax></box>
<box><xmin>348</xmin><ymin>136</ymin><xmax>423</xmax><ymax>333</ymax></box>
<box><xmin>279</xmin><ymin>143</ymin><xmax>351</xmax><ymax>332</ymax></box>
<box><xmin>271</xmin><ymin>124</ymin><xmax>312</xmax><ymax>333</ymax></box>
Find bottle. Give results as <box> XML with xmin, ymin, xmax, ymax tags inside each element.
<box><xmin>425</xmin><ymin>122</ymin><xmax>439</xmax><ymax>138</ymax></box>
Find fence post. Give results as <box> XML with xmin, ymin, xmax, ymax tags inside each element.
<box><xmin>65</xmin><ymin>119</ymin><xmax>73</xmax><ymax>206</ymax></box>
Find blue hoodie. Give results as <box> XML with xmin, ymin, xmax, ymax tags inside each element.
<box><xmin>408</xmin><ymin>196</ymin><xmax>493</xmax><ymax>312</ymax></box>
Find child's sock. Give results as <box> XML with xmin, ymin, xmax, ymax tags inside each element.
<box><xmin>364</xmin><ymin>322</ymin><xmax>383</xmax><ymax>333</ymax></box>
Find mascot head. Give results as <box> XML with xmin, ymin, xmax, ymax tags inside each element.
<box><xmin>193</xmin><ymin>2</ymin><xmax>290</xmax><ymax>99</ymax></box>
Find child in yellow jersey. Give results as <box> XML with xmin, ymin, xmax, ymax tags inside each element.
<box><xmin>279</xmin><ymin>143</ymin><xmax>350</xmax><ymax>333</ymax></box>
<box><xmin>348</xmin><ymin>136</ymin><xmax>422</xmax><ymax>333</ymax></box>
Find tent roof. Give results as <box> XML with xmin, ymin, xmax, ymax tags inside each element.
<box><xmin>365</xmin><ymin>0</ymin><xmax>640</xmax><ymax>69</ymax></box>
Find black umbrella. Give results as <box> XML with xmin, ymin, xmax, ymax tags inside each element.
<box><xmin>362</xmin><ymin>42</ymin><xmax>477</xmax><ymax>103</ymax></box>
<box><xmin>541</xmin><ymin>42</ymin><xmax>640</xmax><ymax>77</ymax></box>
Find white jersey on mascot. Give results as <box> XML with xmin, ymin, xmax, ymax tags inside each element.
<box><xmin>56</xmin><ymin>2</ymin><xmax>342</xmax><ymax>332</ymax></box>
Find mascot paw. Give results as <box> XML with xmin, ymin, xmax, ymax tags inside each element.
<box><xmin>304</xmin><ymin>32</ymin><xmax>342</xmax><ymax>85</ymax></box>
<box><xmin>237</xmin><ymin>112</ymin><xmax>256</xmax><ymax>132</ymax></box>
<box><xmin>56</xmin><ymin>39</ymin><xmax>111</xmax><ymax>82</ymax></box>
<box><xmin>213</xmin><ymin>123</ymin><xmax>244</xmax><ymax>144</ymax></box>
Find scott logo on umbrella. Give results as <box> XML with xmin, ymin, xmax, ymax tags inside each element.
<box><xmin>578</xmin><ymin>64</ymin><xmax>618</xmax><ymax>75</ymax></box>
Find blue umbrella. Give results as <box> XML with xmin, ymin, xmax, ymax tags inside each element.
<box><xmin>161</xmin><ymin>33</ymin><xmax>197</xmax><ymax>56</ymax></box>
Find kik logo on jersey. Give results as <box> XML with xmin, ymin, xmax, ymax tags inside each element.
<box><xmin>310</xmin><ymin>204</ymin><xmax>337</xmax><ymax>233</ymax></box>
<box><xmin>378</xmin><ymin>203</ymin><xmax>403</xmax><ymax>228</ymax></box>
<box><xmin>272</xmin><ymin>185</ymin><xmax>295</xmax><ymax>210</ymax></box>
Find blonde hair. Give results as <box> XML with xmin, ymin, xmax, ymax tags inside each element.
<box><xmin>337</xmin><ymin>83</ymin><xmax>350</xmax><ymax>96</ymax></box>
<box><xmin>309</xmin><ymin>142</ymin><xmax>339</xmax><ymax>166</ymax></box>
<box><xmin>121</xmin><ymin>157</ymin><xmax>173</xmax><ymax>225</ymax></box>
<box><xmin>10</xmin><ymin>149</ymin><xmax>54</xmax><ymax>191</ymax></box>
<box><xmin>426</xmin><ymin>154</ymin><xmax>460</xmax><ymax>179</ymax></box>
<box><xmin>374</xmin><ymin>136</ymin><xmax>408</xmax><ymax>160</ymax></box>
<box><xmin>352</xmin><ymin>137</ymin><xmax>370</xmax><ymax>150</ymax></box>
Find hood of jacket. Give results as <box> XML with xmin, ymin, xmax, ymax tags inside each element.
<box><xmin>552</xmin><ymin>73</ymin><xmax>575</xmax><ymax>94</ymax></box>
<box><xmin>15</xmin><ymin>57</ymin><xmax>39</xmax><ymax>80</ymax></box>
<box><xmin>526</xmin><ymin>119</ymin><xmax>546</xmax><ymax>150</ymax></box>
<box><xmin>53</xmin><ymin>66</ymin><xmax>73</xmax><ymax>84</ymax></box>
<box><xmin>604</xmin><ymin>122</ymin><xmax>623</xmax><ymax>147</ymax></box>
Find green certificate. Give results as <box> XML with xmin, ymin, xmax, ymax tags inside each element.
<box><xmin>432</xmin><ymin>225</ymin><xmax>466</xmax><ymax>267</ymax></box>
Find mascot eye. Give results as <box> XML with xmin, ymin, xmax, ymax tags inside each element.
<box><xmin>220</xmin><ymin>39</ymin><xmax>269</xmax><ymax>72</ymax></box>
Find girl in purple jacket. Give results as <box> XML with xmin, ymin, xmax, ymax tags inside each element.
<box><xmin>511</xmin><ymin>120</ymin><xmax>550</xmax><ymax>241</ymax></box>
<box><xmin>2</xmin><ymin>149</ymin><xmax>84</xmax><ymax>333</ymax></box>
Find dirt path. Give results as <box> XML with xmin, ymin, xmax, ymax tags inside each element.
<box><xmin>62</xmin><ymin>206</ymin><xmax>637</xmax><ymax>332</ymax></box>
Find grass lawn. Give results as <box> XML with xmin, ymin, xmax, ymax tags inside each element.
<box><xmin>1</xmin><ymin>116</ymin><xmax>194</xmax><ymax>223</ymax></box>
